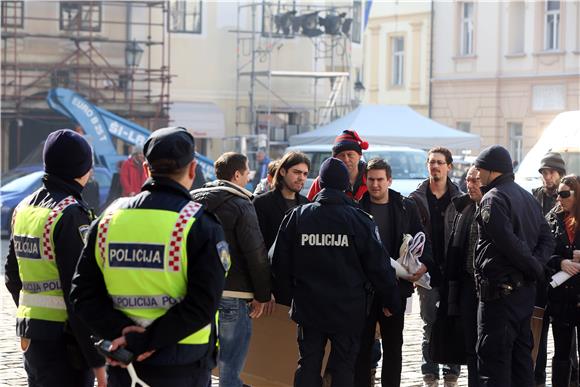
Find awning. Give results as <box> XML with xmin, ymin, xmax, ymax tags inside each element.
<box><xmin>170</xmin><ymin>101</ymin><xmax>225</xmax><ymax>139</ymax></box>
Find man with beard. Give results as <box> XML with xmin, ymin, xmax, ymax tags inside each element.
<box><xmin>409</xmin><ymin>147</ymin><xmax>462</xmax><ymax>387</ymax></box>
<box><xmin>307</xmin><ymin>130</ymin><xmax>369</xmax><ymax>202</ymax></box>
<box><xmin>253</xmin><ymin>151</ymin><xmax>310</xmax><ymax>251</ymax></box>
<box><xmin>533</xmin><ymin>152</ymin><xmax>567</xmax><ymax>216</ymax></box>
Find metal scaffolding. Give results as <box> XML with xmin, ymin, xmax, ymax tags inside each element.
<box><xmin>1</xmin><ymin>1</ymin><xmax>171</xmax><ymax>129</ymax></box>
<box><xmin>230</xmin><ymin>1</ymin><xmax>356</xmax><ymax>158</ymax></box>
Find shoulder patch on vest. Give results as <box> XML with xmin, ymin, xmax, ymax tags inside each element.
<box><xmin>78</xmin><ymin>224</ymin><xmax>90</xmax><ymax>243</ymax></box>
<box><xmin>216</xmin><ymin>241</ymin><xmax>230</xmax><ymax>272</ymax></box>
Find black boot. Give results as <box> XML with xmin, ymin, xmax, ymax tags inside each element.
<box><xmin>553</xmin><ymin>359</ymin><xmax>572</xmax><ymax>387</ymax></box>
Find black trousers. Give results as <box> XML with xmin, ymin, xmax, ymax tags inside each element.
<box><xmin>477</xmin><ymin>284</ymin><xmax>536</xmax><ymax>387</ymax></box>
<box><xmin>294</xmin><ymin>324</ymin><xmax>360</xmax><ymax>387</ymax></box>
<box><xmin>108</xmin><ymin>365</ymin><xmax>211</xmax><ymax>387</ymax></box>
<box><xmin>23</xmin><ymin>338</ymin><xmax>94</xmax><ymax>387</ymax></box>
<box><xmin>552</xmin><ymin>320</ymin><xmax>580</xmax><ymax>387</ymax></box>
<box><xmin>460</xmin><ymin>274</ymin><xmax>479</xmax><ymax>387</ymax></box>
<box><xmin>354</xmin><ymin>296</ymin><xmax>406</xmax><ymax>387</ymax></box>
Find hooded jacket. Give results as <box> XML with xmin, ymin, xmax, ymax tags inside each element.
<box><xmin>191</xmin><ymin>180</ymin><xmax>271</xmax><ymax>302</ymax></box>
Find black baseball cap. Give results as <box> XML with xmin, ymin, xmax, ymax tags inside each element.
<box><xmin>143</xmin><ymin>127</ymin><xmax>195</xmax><ymax>173</ymax></box>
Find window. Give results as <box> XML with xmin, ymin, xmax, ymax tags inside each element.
<box><xmin>392</xmin><ymin>37</ymin><xmax>404</xmax><ymax>86</ymax></box>
<box><xmin>457</xmin><ymin>121</ymin><xmax>471</xmax><ymax>132</ymax></box>
<box><xmin>60</xmin><ymin>2</ymin><xmax>101</xmax><ymax>32</ymax></box>
<box><xmin>508</xmin><ymin>122</ymin><xmax>523</xmax><ymax>163</ymax></box>
<box><xmin>508</xmin><ymin>1</ymin><xmax>525</xmax><ymax>54</ymax></box>
<box><xmin>544</xmin><ymin>0</ymin><xmax>560</xmax><ymax>50</ymax></box>
<box><xmin>1</xmin><ymin>1</ymin><xmax>23</xmax><ymax>28</ymax></box>
<box><xmin>460</xmin><ymin>2</ymin><xmax>474</xmax><ymax>55</ymax></box>
<box><xmin>169</xmin><ymin>0</ymin><xmax>202</xmax><ymax>34</ymax></box>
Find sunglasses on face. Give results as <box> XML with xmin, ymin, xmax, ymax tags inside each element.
<box><xmin>557</xmin><ymin>190</ymin><xmax>574</xmax><ymax>199</ymax></box>
<box><xmin>428</xmin><ymin>160</ymin><xmax>447</xmax><ymax>166</ymax></box>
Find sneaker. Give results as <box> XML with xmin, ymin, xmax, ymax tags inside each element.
<box><xmin>423</xmin><ymin>374</ymin><xmax>439</xmax><ymax>387</ymax></box>
<box><xmin>443</xmin><ymin>374</ymin><xmax>458</xmax><ymax>387</ymax></box>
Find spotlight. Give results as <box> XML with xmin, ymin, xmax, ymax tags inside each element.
<box><xmin>342</xmin><ymin>18</ymin><xmax>353</xmax><ymax>36</ymax></box>
<box><xmin>319</xmin><ymin>12</ymin><xmax>346</xmax><ymax>35</ymax></box>
<box><xmin>274</xmin><ymin>10</ymin><xmax>296</xmax><ymax>36</ymax></box>
<box><xmin>301</xmin><ymin>11</ymin><xmax>323</xmax><ymax>37</ymax></box>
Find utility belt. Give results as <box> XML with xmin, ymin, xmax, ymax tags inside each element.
<box><xmin>476</xmin><ymin>278</ymin><xmax>533</xmax><ymax>302</ymax></box>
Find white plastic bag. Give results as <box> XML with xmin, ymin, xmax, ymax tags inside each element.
<box><xmin>397</xmin><ymin>232</ymin><xmax>431</xmax><ymax>290</ymax></box>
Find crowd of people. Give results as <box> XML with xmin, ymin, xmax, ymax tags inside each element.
<box><xmin>3</xmin><ymin>126</ymin><xmax>579</xmax><ymax>387</ymax></box>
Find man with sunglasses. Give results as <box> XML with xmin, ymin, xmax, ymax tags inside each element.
<box><xmin>533</xmin><ymin>151</ymin><xmax>567</xmax><ymax>216</ymax></box>
<box><xmin>473</xmin><ymin>145</ymin><xmax>554</xmax><ymax>386</ymax></box>
<box><xmin>409</xmin><ymin>146</ymin><xmax>462</xmax><ymax>387</ymax></box>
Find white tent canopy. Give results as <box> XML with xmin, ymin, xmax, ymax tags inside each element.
<box><xmin>289</xmin><ymin>105</ymin><xmax>480</xmax><ymax>149</ymax></box>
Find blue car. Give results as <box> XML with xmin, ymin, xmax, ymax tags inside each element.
<box><xmin>1</xmin><ymin>167</ymin><xmax>112</xmax><ymax>238</ymax></box>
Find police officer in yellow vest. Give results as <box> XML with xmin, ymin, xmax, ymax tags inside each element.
<box><xmin>71</xmin><ymin>127</ymin><xmax>229</xmax><ymax>387</ymax></box>
<box><xmin>4</xmin><ymin>129</ymin><xmax>106</xmax><ymax>387</ymax></box>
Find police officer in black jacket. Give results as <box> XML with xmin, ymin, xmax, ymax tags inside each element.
<box><xmin>5</xmin><ymin>129</ymin><xmax>106</xmax><ymax>387</ymax></box>
<box><xmin>270</xmin><ymin>157</ymin><xmax>401</xmax><ymax>387</ymax></box>
<box><xmin>71</xmin><ymin>127</ymin><xmax>228</xmax><ymax>387</ymax></box>
<box><xmin>474</xmin><ymin>145</ymin><xmax>554</xmax><ymax>386</ymax></box>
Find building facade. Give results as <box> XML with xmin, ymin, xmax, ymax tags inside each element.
<box><xmin>363</xmin><ymin>1</ymin><xmax>431</xmax><ymax>116</ymax></box>
<box><xmin>431</xmin><ymin>0</ymin><xmax>580</xmax><ymax>160</ymax></box>
<box><xmin>1</xmin><ymin>0</ymin><xmax>365</xmax><ymax>170</ymax></box>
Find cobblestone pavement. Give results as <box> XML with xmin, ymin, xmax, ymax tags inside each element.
<box><xmin>0</xmin><ymin>239</ymin><xmax>555</xmax><ymax>387</ymax></box>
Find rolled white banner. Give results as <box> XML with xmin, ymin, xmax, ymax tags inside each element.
<box><xmin>550</xmin><ymin>271</ymin><xmax>572</xmax><ymax>288</ymax></box>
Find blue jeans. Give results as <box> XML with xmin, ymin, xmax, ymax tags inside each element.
<box><xmin>417</xmin><ymin>286</ymin><xmax>461</xmax><ymax>378</ymax></box>
<box><xmin>218</xmin><ymin>297</ymin><xmax>252</xmax><ymax>387</ymax></box>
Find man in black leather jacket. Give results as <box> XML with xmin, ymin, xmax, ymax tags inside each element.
<box><xmin>474</xmin><ymin>145</ymin><xmax>554</xmax><ymax>386</ymax></box>
<box><xmin>191</xmin><ymin>151</ymin><xmax>271</xmax><ymax>387</ymax></box>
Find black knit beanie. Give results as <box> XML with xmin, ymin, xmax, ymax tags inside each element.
<box><xmin>319</xmin><ymin>157</ymin><xmax>350</xmax><ymax>191</ymax></box>
<box><xmin>43</xmin><ymin>129</ymin><xmax>93</xmax><ymax>179</ymax></box>
<box><xmin>538</xmin><ymin>152</ymin><xmax>566</xmax><ymax>175</ymax></box>
<box><xmin>474</xmin><ymin>145</ymin><xmax>513</xmax><ymax>174</ymax></box>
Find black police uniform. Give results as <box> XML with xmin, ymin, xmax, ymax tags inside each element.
<box><xmin>71</xmin><ymin>128</ymin><xmax>228</xmax><ymax>387</ymax></box>
<box><xmin>474</xmin><ymin>173</ymin><xmax>554</xmax><ymax>386</ymax></box>
<box><xmin>271</xmin><ymin>188</ymin><xmax>401</xmax><ymax>387</ymax></box>
<box><xmin>5</xmin><ymin>174</ymin><xmax>104</xmax><ymax>387</ymax></box>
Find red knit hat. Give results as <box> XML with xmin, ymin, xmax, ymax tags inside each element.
<box><xmin>332</xmin><ymin>130</ymin><xmax>369</xmax><ymax>156</ymax></box>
